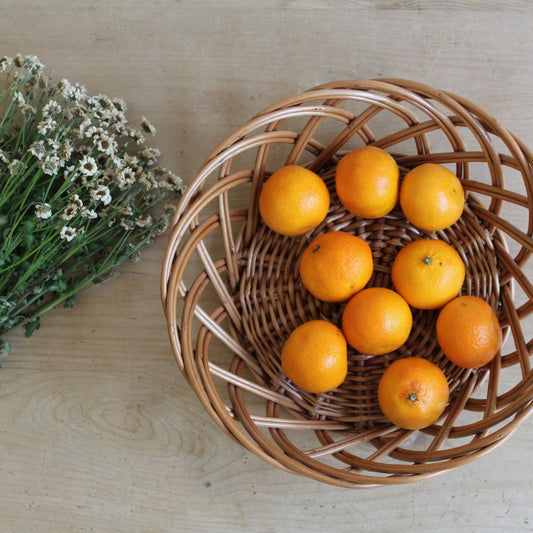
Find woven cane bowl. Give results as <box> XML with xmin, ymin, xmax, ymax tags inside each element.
<box><xmin>161</xmin><ymin>79</ymin><xmax>533</xmax><ymax>488</ymax></box>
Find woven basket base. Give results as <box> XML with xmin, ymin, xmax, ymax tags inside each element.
<box><xmin>236</xmin><ymin>171</ymin><xmax>504</xmax><ymax>420</ymax></box>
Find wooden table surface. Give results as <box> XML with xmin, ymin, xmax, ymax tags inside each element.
<box><xmin>1</xmin><ymin>1</ymin><xmax>533</xmax><ymax>531</ymax></box>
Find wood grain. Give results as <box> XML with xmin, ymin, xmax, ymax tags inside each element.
<box><xmin>0</xmin><ymin>1</ymin><xmax>533</xmax><ymax>531</ymax></box>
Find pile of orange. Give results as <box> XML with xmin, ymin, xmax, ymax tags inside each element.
<box><xmin>259</xmin><ymin>146</ymin><xmax>501</xmax><ymax>431</ymax></box>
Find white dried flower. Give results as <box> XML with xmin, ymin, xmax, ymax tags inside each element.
<box><xmin>0</xmin><ymin>56</ymin><xmax>12</xmax><ymax>72</ymax></box>
<box><xmin>126</xmin><ymin>127</ymin><xmax>145</xmax><ymax>145</ymax></box>
<box><xmin>8</xmin><ymin>159</ymin><xmax>23</xmax><ymax>176</ymax></box>
<box><xmin>140</xmin><ymin>147</ymin><xmax>161</xmax><ymax>158</ymax></box>
<box><xmin>112</xmin><ymin>97</ymin><xmax>127</xmax><ymax>113</ymax></box>
<box><xmin>167</xmin><ymin>170</ymin><xmax>185</xmax><ymax>193</ymax></box>
<box><xmin>141</xmin><ymin>116</ymin><xmax>157</xmax><ymax>135</ymax></box>
<box><xmin>21</xmin><ymin>103</ymin><xmax>36</xmax><ymax>116</ymax></box>
<box><xmin>19</xmin><ymin>54</ymin><xmax>44</xmax><ymax>72</ymax></box>
<box><xmin>42</xmin><ymin>100</ymin><xmax>62</xmax><ymax>116</ymax></box>
<box><xmin>81</xmin><ymin>208</ymin><xmax>98</xmax><ymax>219</ymax></box>
<box><xmin>114</xmin><ymin>166</ymin><xmax>136</xmax><ymax>190</ymax></box>
<box><xmin>71</xmin><ymin>83</ymin><xmax>87</xmax><ymax>102</ymax></box>
<box><xmin>86</xmin><ymin>95</ymin><xmax>100</xmax><ymax>110</ymax></box>
<box><xmin>13</xmin><ymin>54</ymin><xmax>24</xmax><ymax>67</ymax></box>
<box><xmin>139</xmin><ymin>147</ymin><xmax>161</xmax><ymax>163</ymax></box>
<box><xmin>37</xmin><ymin>118</ymin><xmax>57</xmax><ymax>136</ymax></box>
<box><xmin>71</xmin><ymin>194</ymin><xmax>83</xmax><ymax>209</ymax></box>
<box><xmin>41</xmin><ymin>154</ymin><xmax>61</xmax><ymax>176</ymax></box>
<box><xmin>135</xmin><ymin>215</ymin><xmax>153</xmax><ymax>228</ymax></box>
<box><xmin>29</xmin><ymin>140</ymin><xmax>46</xmax><ymax>160</ymax></box>
<box><xmin>164</xmin><ymin>203</ymin><xmax>177</xmax><ymax>214</ymax></box>
<box><xmin>95</xmin><ymin>133</ymin><xmax>117</xmax><ymax>155</ymax></box>
<box><xmin>46</xmin><ymin>138</ymin><xmax>60</xmax><ymax>151</ymax></box>
<box><xmin>63</xmin><ymin>164</ymin><xmax>76</xmax><ymax>182</ymax></box>
<box><xmin>13</xmin><ymin>91</ymin><xmax>25</xmax><ymax>107</ymax></box>
<box><xmin>84</xmin><ymin>125</ymin><xmax>100</xmax><ymax>139</ymax></box>
<box><xmin>57</xmin><ymin>79</ymin><xmax>75</xmax><ymax>99</ymax></box>
<box><xmin>122</xmin><ymin>153</ymin><xmax>139</xmax><ymax>167</ymax></box>
<box><xmin>61</xmin><ymin>205</ymin><xmax>77</xmax><ymax>221</ymax></box>
<box><xmin>79</xmin><ymin>155</ymin><xmax>98</xmax><ymax>177</ymax></box>
<box><xmin>90</xmin><ymin>183</ymin><xmax>112</xmax><ymax>205</ymax></box>
<box><xmin>61</xmin><ymin>194</ymin><xmax>83</xmax><ymax>220</ymax></box>
<box><xmin>138</xmin><ymin>171</ymin><xmax>158</xmax><ymax>190</ymax></box>
<box><xmin>59</xmin><ymin>140</ymin><xmax>73</xmax><ymax>161</ymax></box>
<box><xmin>59</xmin><ymin>225</ymin><xmax>77</xmax><ymax>241</ymax></box>
<box><xmin>77</xmin><ymin>145</ymin><xmax>90</xmax><ymax>157</ymax></box>
<box><xmin>112</xmin><ymin>120</ymin><xmax>128</xmax><ymax>136</ymax></box>
<box><xmin>94</xmin><ymin>106</ymin><xmax>115</xmax><ymax>124</ymax></box>
<box><xmin>77</xmin><ymin>117</ymin><xmax>92</xmax><ymax>138</ymax></box>
<box><xmin>99</xmin><ymin>206</ymin><xmax>113</xmax><ymax>218</ymax></box>
<box><xmin>155</xmin><ymin>218</ymin><xmax>169</xmax><ymax>235</ymax></box>
<box><xmin>35</xmin><ymin>203</ymin><xmax>52</xmax><ymax>219</ymax></box>
<box><xmin>105</xmin><ymin>154</ymin><xmax>125</xmax><ymax>171</ymax></box>
<box><xmin>120</xmin><ymin>217</ymin><xmax>134</xmax><ymax>230</ymax></box>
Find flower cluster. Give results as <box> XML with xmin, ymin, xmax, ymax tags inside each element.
<box><xmin>0</xmin><ymin>54</ymin><xmax>184</xmax><ymax>356</ymax></box>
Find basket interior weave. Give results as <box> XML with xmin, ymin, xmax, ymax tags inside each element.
<box><xmin>162</xmin><ymin>79</ymin><xmax>533</xmax><ymax>487</ymax></box>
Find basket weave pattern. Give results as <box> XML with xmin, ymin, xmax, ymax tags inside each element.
<box><xmin>161</xmin><ymin>79</ymin><xmax>533</xmax><ymax>487</ymax></box>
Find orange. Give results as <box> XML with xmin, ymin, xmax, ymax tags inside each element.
<box><xmin>258</xmin><ymin>165</ymin><xmax>330</xmax><ymax>236</ymax></box>
<box><xmin>400</xmin><ymin>163</ymin><xmax>465</xmax><ymax>231</ymax></box>
<box><xmin>281</xmin><ymin>320</ymin><xmax>347</xmax><ymax>394</ymax></box>
<box><xmin>436</xmin><ymin>295</ymin><xmax>501</xmax><ymax>368</ymax></box>
<box><xmin>299</xmin><ymin>231</ymin><xmax>373</xmax><ymax>303</ymax></box>
<box><xmin>341</xmin><ymin>287</ymin><xmax>412</xmax><ymax>355</ymax></box>
<box><xmin>378</xmin><ymin>357</ymin><xmax>450</xmax><ymax>430</ymax></box>
<box><xmin>335</xmin><ymin>145</ymin><xmax>399</xmax><ymax>218</ymax></box>
<box><xmin>400</xmin><ymin>163</ymin><xmax>465</xmax><ymax>232</ymax></box>
<box><xmin>391</xmin><ymin>238</ymin><xmax>465</xmax><ymax>310</ymax></box>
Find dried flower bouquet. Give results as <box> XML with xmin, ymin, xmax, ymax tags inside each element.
<box><xmin>0</xmin><ymin>54</ymin><xmax>184</xmax><ymax>356</ymax></box>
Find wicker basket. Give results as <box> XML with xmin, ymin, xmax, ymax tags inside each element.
<box><xmin>161</xmin><ymin>79</ymin><xmax>533</xmax><ymax>488</ymax></box>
